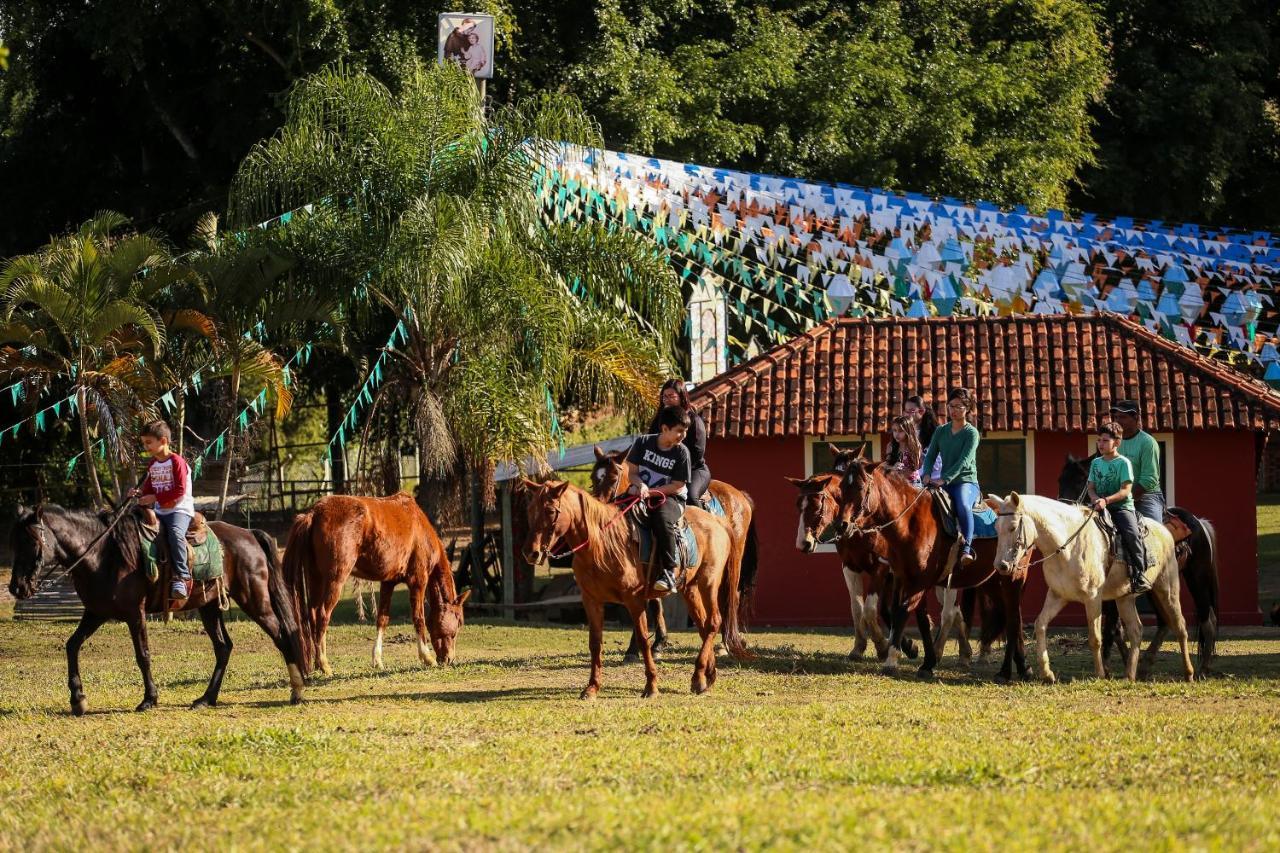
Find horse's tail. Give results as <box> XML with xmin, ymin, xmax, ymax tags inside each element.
<box><xmin>282</xmin><ymin>510</ymin><xmax>316</xmax><ymax>676</ymax></box>
<box><xmin>1170</xmin><ymin>507</ymin><xmax>1219</xmax><ymax>670</ymax></box>
<box><xmin>253</xmin><ymin>528</ymin><xmax>309</xmax><ymax>679</ymax></box>
<box><xmin>719</xmin><ymin>517</ymin><xmax>754</xmax><ymax>661</ymax></box>
<box><xmin>737</xmin><ymin>493</ymin><xmax>760</xmax><ymax>625</ymax></box>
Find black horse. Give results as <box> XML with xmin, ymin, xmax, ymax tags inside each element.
<box><xmin>1057</xmin><ymin>454</ymin><xmax>1220</xmax><ymax>677</ymax></box>
<box><xmin>8</xmin><ymin>505</ymin><xmax>308</xmax><ymax>714</ymax></box>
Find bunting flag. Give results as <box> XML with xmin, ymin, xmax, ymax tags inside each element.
<box><xmin>324</xmin><ymin>314</ymin><xmax>412</xmax><ymax>462</ymax></box>
<box><xmin>541</xmin><ymin>146</ymin><xmax>1280</xmax><ymax>375</ymax></box>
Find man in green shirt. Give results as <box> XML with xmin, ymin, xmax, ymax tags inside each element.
<box><xmin>1110</xmin><ymin>400</ymin><xmax>1164</xmax><ymax>523</ymax></box>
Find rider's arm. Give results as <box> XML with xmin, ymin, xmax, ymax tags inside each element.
<box><xmin>920</xmin><ymin>430</ymin><xmax>942</xmax><ymax>482</ymax></box>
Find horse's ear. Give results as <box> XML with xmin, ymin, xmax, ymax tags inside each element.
<box><xmin>866</xmin><ymin>460</ymin><xmax>883</xmax><ymax>471</ymax></box>
<box><xmin>1065</xmin><ymin>453</ymin><xmax>1078</xmax><ymax>464</ymax></box>
<box><xmin>519</xmin><ymin>477</ymin><xmax>540</xmax><ymax>492</ymax></box>
<box><xmin>857</xmin><ymin>444</ymin><xmax>867</xmax><ymax>460</ymax></box>
<box><xmin>549</xmin><ymin>480</ymin><xmax>571</xmax><ymax>496</ymax></box>
<box><xmin>785</xmin><ymin>476</ymin><xmax>807</xmax><ymax>488</ymax></box>
<box><xmin>1011</xmin><ymin>492</ymin><xmax>1022</xmax><ymax>507</ymax></box>
<box><xmin>593</xmin><ymin>445</ymin><xmax>606</xmax><ymax>461</ymax></box>
<box><xmin>827</xmin><ymin>443</ymin><xmax>845</xmax><ymax>459</ymax></box>
<box><xmin>455</xmin><ymin>589</ymin><xmax>472</xmax><ymax>607</ymax></box>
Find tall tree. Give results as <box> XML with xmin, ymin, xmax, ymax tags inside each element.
<box><xmin>0</xmin><ymin>212</ymin><xmax>184</xmax><ymax>504</ymax></box>
<box><xmin>1074</xmin><ymin>0</ymin><xmax>1280</xmax><ymax>229</ymax></box>
<box><xmin>229</xmin><ymin>62</ymin><xmax>681</xmax><ymax>521</ymax></box>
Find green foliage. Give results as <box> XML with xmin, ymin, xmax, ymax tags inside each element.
<box><xmin>1076</xmin><ymin>0</ymin><xmax>1280</xmax><ymax>228</ymax></box>
<box><xmin>569</xmin><ymin>0</ymin><xmax>1109</xmax><ymax>212</ymax></box>
<box><xmin>230</xmin><ymin>62</ymin><xmax>681</xmax><ymax>471</ymax></box>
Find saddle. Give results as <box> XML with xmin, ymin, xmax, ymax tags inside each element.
<box><xmin>1090</xmin><ymin>512</ymin><xmax>1159</xmax><ymax>570</ymax></box>
<box><xmin>138</xmin><ymin>509</ymin><xmax>225</xmax><ymax>585</ymax></box>
<box><xmin>617</xmin><ymin>499</ymin><xmax>700</xmax><ymax>572</ymax></box>
<box><xmin>929</xmin><ymin>486</ymin><xmax>999</xmax><ymax>542</ymax></box>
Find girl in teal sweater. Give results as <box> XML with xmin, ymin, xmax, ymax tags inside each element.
<box><xmin>921</xmin><ymin>387</ymin><xmax>982</xmax><ymax>565</ymax></box>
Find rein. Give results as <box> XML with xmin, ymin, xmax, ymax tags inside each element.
<box><xmin>998</xmin><ymin>505</ymin><xmax>1097</xmax><ymax>568</ymax></box>
<box><xmin>31</xmin><ymin>497</ymin><xmax>138</xmax><ymax>592</ymax></box>
<box><xmin>547</xmin><ymin>493</ymin><xmax>649</xmax><ymax>560</ymax></box>
<box><xmin>846</xmin><ymin>481</ymin><xmax>930</xmax><ymax>536</ymax></box>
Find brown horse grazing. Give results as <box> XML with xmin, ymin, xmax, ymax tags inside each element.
<box><xmin>835</xmin><ymin>457</ymin><xmax>1032</xmax><ymax>682</ymax></box>
<box><xmin>283</xmin><ymin>493</ymin><xmax>469</xmax><ymax>676</ymax></box>
<box><xmin>7</xmin><ymin>504</ymin><xmax>307</xmax><ymax>714</ymax></box>
<box><xmin>589</xmin><ymin>446</ymin><xmax>759</xmax><ymax>661</ymax></box>
<box><xmin>521</xmin><ymin>479</ymin><xmax>751</xmax><ymax>698</ymax></box>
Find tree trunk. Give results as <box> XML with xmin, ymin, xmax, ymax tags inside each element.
<box><xmin>469</xmin><ymin>463</ymin><xmax>485</xmax><ymax>603</ymax></box>
<box><xmin>326</xmin><ymin>381</ymin><xmax>347</xmax><ymax>495</ymax></box>
<box><xmin>76</xmin><ymin>386</ymin><xmax>106</xmax><ymax>508</ymax></box>
<box><xmin>216</xmin><ymin>368</ymin><xmax>241</xmax><ymax>519</ymax></box>
<box><xmin>175</xmin><ymin>390</ymin><xmax>186</xmax><ymax>456</ymax></box>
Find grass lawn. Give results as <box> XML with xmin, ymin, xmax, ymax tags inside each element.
<box><xmin>2</xmin><ymin>597</ymin><xmax>1280</xmax><ymax>850</ymax></box>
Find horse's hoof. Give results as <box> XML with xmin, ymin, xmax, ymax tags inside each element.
<box><xmin>691</xmin><ymin>681</ymin><xmax>710</xmax><ymax>695</ymax></box>
<box><xmin>70</xmin><ymin>698</ymin><xmax>88</xmax><ymax>717</ymax></box>
<box><xmin>622</xmin><ymin>653</ymin><xmax>640</xmax><ymax>664</ymax></box>
<box><xmin>641</xmin><ymin>685</ymin><xmax>657</xmax><ymax>699</ymax></box>
<box><xmin>190</xmin><ymin>697</ymin><xmax>215</xmax><ymax>710</ymax></box>
<box><xmin>879</xmin><ymin>665</ymin><xmax>898</xmax><ymax>676</ymax></box>
<box><xmin>993</xmin><ymin>673</ymin><xmax>1011</xmax><ymax>685</ymax></box>
<box><xmin>135</xmin><ymin>698</ymin><xmax>157</xmax><ymax>712</ymax></box>
<box><xmin>579</xmin><ymin>688</ymin><xmax>598</xmax><ymax>701</ymax></box>
<box><xmin>847</xmin><ymin>648</ymin><xmax>864</xmax><ymax>661</ymax></box>
<box><xmin>915</xmin><ymin>667</ymin><xmax>935</xmax><ymax>681</ymax></box>
<box><xmin>290</xmin><ymin>693</ymin><xmax>304</xmax><ymax>705</ymax></box>
<box><xmin>1041</xmin><ymin>673</ymin><xmax>1057</xmax><ymax>685</ymax></box>
<box><xmin>903</xmin><ymin>643</ymin><xmax>919</xmax><ymax>660</ymax></box>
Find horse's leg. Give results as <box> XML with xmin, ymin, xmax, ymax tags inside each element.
<box><xmin>66</xmin><ymin>611</ymin><xmax>107</xmax><ymax>717</ymax></box>
<box><xmin>406</xmin><ymin>572</ymin><xmax>435</xmax><ymax>668</ymax></box>
<box><xmin>581</xmin><ymin>594</ymin><xmax>605</xmax><ymax>700</ymax></box>
<box><xmin>372</xmin><ymin>581</ymin><xmax>395</xmax><ymax>670</ymax></box>
<box><xmin>314</xmin><ymin>579</ymin><xmax>345</xmax><ymax>677</ymax></box>
<box><xmin>1083</xmin><ymin>596</ymin><xmax>1106</xmax><ymax>680</ymax></box>
<box><xmin>683</xmin><ymin>580</ymin><xmax>720</xmax><ymax>695</ymax></box>
<box><xmin>934</xmin><ymin>586</ymin><xmax>970</xmax><ymax>666</ymax></box>
<box><xmin>1150</xmin><ymin>568</ymin><xmax>1196</xmax><ymax>682</ymax></box>
<box><xmin>842</xmin><ymin>566</ymin><xmax>868</xmax><ymax>660</ymax></box>
<box><xmin>192</xmin><ymin>603</ymin><xmax>233</xmax><ymax>708</ymax></box>
<box><xmin>1116</xmin><ymin>595</ymin><xmax>1144</xmax><ymax>681</ymax></box>
<box><xmin>915</xmin><ymin>596</ymin><xmax>938</xmax><ymax>679</ymax></box>
<box><xmin>1033</xmin><ymin>589</ymin><xmax>1068</xmax><ymax>684</ymax></box>
<box><xmin>126</xmin><ymin>613</ymin><xmax>159</xmax><ymax>712</ymax></box>
<box><xmin>880</xmin><ymin>593</ymin><xmax>909</xmax><ymax>674</ymax></box>
<box><xmin>863</xmin><ymin>580</ymin><xmax>890</xmax><ymax>660</ymax></box>
<box><xmin>624</xmin><ymin>598</ymin><xmax>659</xmax><ymax>698</ymax></box>
<box><xmin>623</xmin><ymin>625</ymin><xmax>643</xmax><ymax>663</ymax></box>
<box><xmin>651</xmin><ymin>599</ymin><xmax>669</xmax><ymax>653</ymax></box>
<box><xmin>1101</xmin><ymin>600</ymin><xmax>1129</xmax><ymax>665</ymax></box>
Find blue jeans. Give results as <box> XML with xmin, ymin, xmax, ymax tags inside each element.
<box><xmin>944</xmin><ymin>482</ymin><xmax>980</xmax><ymax>552</ymax></box>
<box><xmin>161</xmin><ymin>512</ymin><xmax>193</xmax><ymax>582</ymax></box>
<box><xmin>1134</xmin><ymin>491</ymin><xmax>1166</xmax><ymax>524</ymax></box>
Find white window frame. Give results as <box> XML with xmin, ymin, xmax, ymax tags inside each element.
<box><xmin>978</xmin><ymin>430</ymin><xmax>1036</xmax><ymax>497</ymax></box>
<box><xmin>802</xmin><ymin>433</ymin><xmax>882</xmax><ymax>554</ymax></box>
<box><xmin>1087</xmin><ymin>431</ymin><xmax>1174</xmax><ymax>504</ymax></box>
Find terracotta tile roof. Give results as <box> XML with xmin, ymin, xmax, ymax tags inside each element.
<box><xmin>691</xmin><ymin>313</ymin><xmax>1280</xmax><ymax>436</ymax></box>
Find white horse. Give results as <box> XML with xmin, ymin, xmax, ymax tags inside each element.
<box><xmin>985</xmin><ymin>493</ymin><xmax>1194</xmax><ymax>683</ymax></box>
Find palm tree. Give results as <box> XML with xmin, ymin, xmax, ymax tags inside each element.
<box><xmin>189</xmin><ymin>213</ymin><xmax>335</xmax><ymax>516</ymax></box>
<box><xmin>0</xmin><ymin>212</ymin><xmax>188</xmax><ymax>505</ymax></box>
<box><xmin>230</xmin><ymin>62</ymin><xmax>682</xmax><ymax>522</ymax></box>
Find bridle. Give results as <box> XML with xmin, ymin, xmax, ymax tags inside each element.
<box><xmin>995</xmin><ymin>504</ymin><xmax>1096</xmax><ymax>570</ymax></box>
<box><xmin>840</xmin><ymin>467</ymin><xmax>929</xmax><ymax>537</ymax></box>
<box><xmin>21</xmin><ymin>499</ymin><xmax>136</xmax><ymax>593</ymax></box>
<box><xmin>542</xmin><ymin>488</ymin><xmax>646</xmax><ymax>560</ymax></box>
<box><xmin>796</xmin><ymin>485</ymin><xmax>842</xmax><ymax>545</ymax></box>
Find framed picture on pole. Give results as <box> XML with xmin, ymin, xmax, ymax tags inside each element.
<box><xmin>438</xmin><ymin>13</ymin><xmax>495</xmax><ymax>79</ymax></box>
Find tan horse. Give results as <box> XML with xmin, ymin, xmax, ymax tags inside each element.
<box><xmin>283</xmin><ymin>493</ymin><xmax>469</xmax><ymax>676</ymax></box>
<box><xmin>590</xmin><ymin>446</ymin><xmax>759</xmax><ymax>659</ymax></box>
<box><xmin>521</xmin><ymin>479</ymin><xmax>751</xmax><ymax>698</ymax></box>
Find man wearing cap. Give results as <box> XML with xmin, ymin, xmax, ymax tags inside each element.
<box><xmin>1111</xmin><ymin>400</ymin><xmax>1165</xmax><ymax>523</ymax></box>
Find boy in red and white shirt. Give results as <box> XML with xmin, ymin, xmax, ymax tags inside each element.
<box><xmin>131</xmin><ymin>420</ymin><xmax>195</xmax><ymax>600</ymax></box>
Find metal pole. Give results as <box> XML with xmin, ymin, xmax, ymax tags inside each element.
<box><xmin>469</xmin><ymin>464</ymin><xmax>484</xmax><ymax>602</ymax></box>
<box><xmin>501</xmin><ymin>482</ymin><xmax>515</xmax><ymax>612</ymax></box>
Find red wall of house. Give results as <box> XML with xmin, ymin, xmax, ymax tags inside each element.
<box><xmin>710</xmin><ymin>429</ymin><xmax>1262</xmax><ymax>628</ymax></box>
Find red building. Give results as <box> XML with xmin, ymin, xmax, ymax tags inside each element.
<box><xmin>691</xmin><ymin>313</ymin><xmax>1278</xmax><ymax>626</ymax></box>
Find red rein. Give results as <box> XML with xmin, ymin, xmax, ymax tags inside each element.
<box><xmin>548</xmin><ymin>492</ymin><xmax>661</xmax><ymax>559</ymax></box>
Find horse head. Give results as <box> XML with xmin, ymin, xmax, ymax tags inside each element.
<box><xmin>519</xmin><ymin>479</ymin><xmax>574</xmax><ymax>565</ymax></box>
<box><xmin>7</xmin><ymin>504</ymin><xmax>45</xmax><ymax>600</ymax></box>
<box><xmin>786</xmin><ymin>474</ymin><xmax>842</xmax><ymax>552</ymax></box>
<box><xmin>589</xmin><ymin>446</ymin><xmax>628</xmax><ymax>502</ymax></box>
<box><xmin>427</xmin><ymin>582</ymin><xmax>471</xmax><ymax>666</ymax></box>
<box><xmin>985</xmin><ymin>492</ymin><xmax>1033</xmax><ymax>574</ymax></box>
<box><xmin>1057</xmin><ymin>452</ymin><xmax>1095</xmax><ymax>502</ymax></box>
<box><xmin>832</xmin><ymin>456</ymin><xmax>884</xmax><ymax>538</ymax></box>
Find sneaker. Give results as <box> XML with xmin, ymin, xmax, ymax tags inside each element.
<box><xmin>169</xmin><ymin>579</ymin><xmax>190</xmax><ymax>601</ymax></box>
<box><xmin>653</xmin><ymin>573</ymin><xmax>677</xmax><ymax>595</ymax></box>
<box><xmin>960</xmin><ymin>548</ymin><xmax>976</xmax><ymax>566</ymax></box>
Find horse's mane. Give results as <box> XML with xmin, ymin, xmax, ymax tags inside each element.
<box><xmin>562</xmin><ymin>481</ymin><xmax>634</xmax><ymax>572</ymax></box>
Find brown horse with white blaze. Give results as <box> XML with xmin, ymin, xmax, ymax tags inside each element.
<box><xmin>283</xmin><ymin>493</ymin><xmax>469</xmax><ymax>676</ymax></box>
<box><xmin>521</xmin><ymin>479</ymin><xmax>751</xmax><ymax>698</ymax></box>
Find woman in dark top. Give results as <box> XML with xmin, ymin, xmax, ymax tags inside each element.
<box><xmin>648</xmin><ymin>379</ymin><xmax>711</xmax><ymax>507</ymax></box>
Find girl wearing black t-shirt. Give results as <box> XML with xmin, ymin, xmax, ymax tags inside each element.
<box><xmin>648</xmin><ymin>379</ymin><xmax>711</xmax><ymax>507</ymax></box>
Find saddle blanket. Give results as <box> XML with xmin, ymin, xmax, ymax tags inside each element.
<box><xmin>931</xmin><ymin>488</ymin><xmax>999</xmax><ymax>540</ymax></box>
<box><xmin>140</xmin><ymin>514</ymin><xmax>225</xmax><ymax>583</ymax></box>
<box><xmin>637</xmin><ymin>524</ymin><xmax>700</xmax><ymax>570</ymax></box>
<box><xmin>704</xmin><ymin>494</ymin><xmax>725</xmax><ymax>517</ymax></box>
